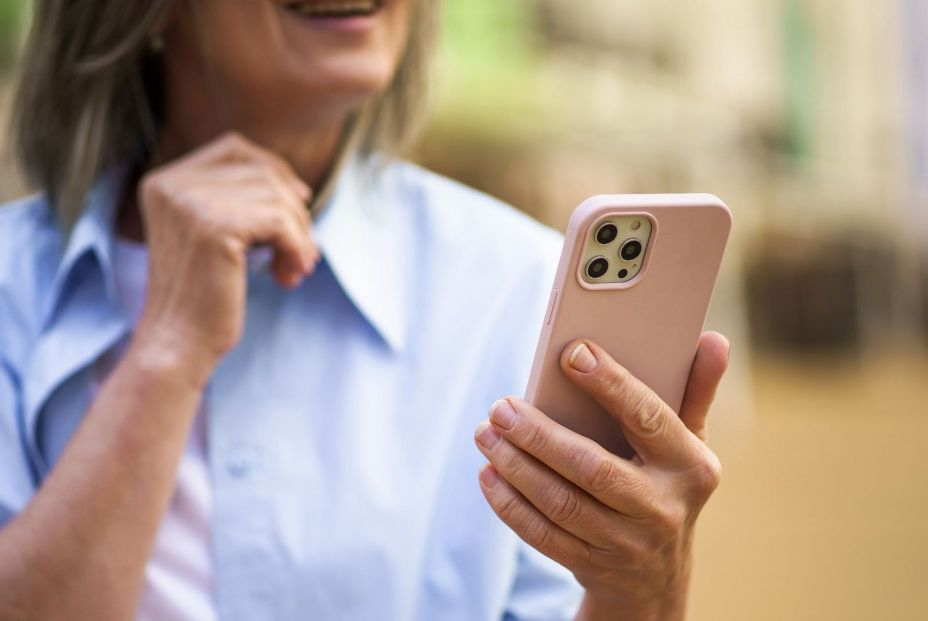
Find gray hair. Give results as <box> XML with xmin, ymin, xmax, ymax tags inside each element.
<box><xmin>10</xmin><ymin>0</ymin><xmax>439</xmax><ymax>230</ymax></box>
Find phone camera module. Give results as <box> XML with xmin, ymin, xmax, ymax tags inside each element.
<box><xmin>586</xmin><ymin>257</ymin><xmax>610</xmax><ymax>279</ymax></box>
<box><xmin>620</xmin><ymin>239</ymin><xmax>643</xmax><ymax>262</ymax></box>
<box><xmin>595</xmin><ymin>223</ymin><xmax>618</xmax><ymax>245</ymax></box>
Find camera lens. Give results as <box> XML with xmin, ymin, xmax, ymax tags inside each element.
<box><xmin>586</xmin><ymin>257</ymin><xmax>609</xmax><ymax>279</ymax></box>
<box><xmin>620</xmin><ymin>239</ymin><xmax>643</xmax><ymax>262</ymax></box>
<box><xmin>595</xmin><ymin>223</ymin><xmax>618</xmax><ymax>245</ymax></box>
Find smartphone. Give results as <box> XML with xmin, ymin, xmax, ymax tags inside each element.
<box><xmin>524</xmin><ymin>194</ymin><xmax>731</xmax><ymax>458</ymax></box>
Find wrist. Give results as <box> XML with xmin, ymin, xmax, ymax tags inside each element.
<box><xmin>577</xmin><ymin>551</ymin><xmax>693</xmax><ymax>621</ymax></box>
<box><xmin>578</xmin><ymin>587</ymin><xmax>688</xmax><ymax>621</ymax></box>
<box><xmin>125</xmin><ymin>328</ymin><xmax>219</xmax><ymax>392</ymax></box>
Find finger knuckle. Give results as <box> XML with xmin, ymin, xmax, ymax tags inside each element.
<box><xmin>265</xmin><ymin>150</ymin><xmax>292</xmax><ymax>173</ymax></box>
<box><xmin>138</xmin><ymin>172</ymin><xmax>161</xmax><ymax>202</ymax></box>
<box><xmin>519</xmin><ymin>421</ymin><xmax>550</xmax><ymax>455</ymax></box>
<box><xmin>221</xmin><ymin>131</ymin><xmax>248</xmax><ymax>148</ymax></box>
<box><xmin>264</xmin><ymin>208</ymin><xmax>289</xmax><ymax>230</ymax></box>
<box><xmin>499</xmin><ymin>449</ymin><xmax>527</xmax><ymax>480</ymax></box>
<box><xmin>225</xmin><ymin>133</ymin><xmax>262</xmax><ymax>162</ymax></box>
<box><xmin>631</xmin><ymin>391</ymin><xmax>666</xmax><ymax>436</ymax></box>
<box><xmin>260</xmin><ymin>160</ymin><xmax>286</xmax><ymax>184</ymax></box>
<box><xmin>522</xmin><ymin>515</ymin><xmax>552</xmax><ymax>551</ymax></box>
<box><xmin>602</xmin><ymin>364</ymin><xmax>632</xmax><ymax>398</ymax></box>
<box><xmin>578</xmin><ymin>453</ymin><xmax>618</xmax><ymax>494</ymax></box>
<box><xmin>495</xmin><ymin>491</ymin><xmax>522</xmax><ymax>524</ymax></box>
<box><xmin>688</xmin><ymin>451</ymin><xmax>723</xmax><ymax>496</ymax></box>
<box><xmin>138</xmin><ymin>172</ymin><xmax>176</xmax><ymax>212</ymax></box>
<box><xmin>547</xmin><ymin>485</ymin><xmax>583</xmax><ymax>526</ymax></box>
<box><xmin>259</xmin><ymin>158</ymin><xmax>284</xmax><ymax>179</ymax></box>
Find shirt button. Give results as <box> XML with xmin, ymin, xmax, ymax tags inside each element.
<box><xmin>226</xmin><ymin>450</ymin><xmax>256</xmax><ymax>479</ymax></box>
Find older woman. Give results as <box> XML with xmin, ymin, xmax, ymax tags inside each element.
<box><xmin>0</xmin><ymin>1</ymin><xmax>729</xmax><ymax>620</ymax></box>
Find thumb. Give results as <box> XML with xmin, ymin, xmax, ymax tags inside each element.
<box><xmin>678</xmin><ymin>332</ymin><xmax>730</xmax><ymax>442</ymax></box>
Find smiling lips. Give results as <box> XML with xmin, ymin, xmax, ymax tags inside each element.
<box><xmin>285</xmin><ymin>0</ymin><xmax>383</xmax><ymax>18</ymax></box>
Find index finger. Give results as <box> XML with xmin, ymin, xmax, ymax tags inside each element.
<box><xmin>193</xmin><ymin>132</ymin><xmax>312</xmax><ymax>202</ymax></box>
<box><xmin>488</xmin><ymin>397</ymin><xmax>653</xmax><ymax>517</ymax></box>
<box><xmin>559</xmin><ymin>340</ymin><xmax>702</xmax><ymax>469</ymax></box>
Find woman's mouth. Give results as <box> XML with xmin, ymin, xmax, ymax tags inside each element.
<box><xmin>284</xmin><ymin>0</ymin><xmax>383</xmax><ymax>19</ymax></box>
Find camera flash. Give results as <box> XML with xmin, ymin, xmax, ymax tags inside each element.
<box><xmin>631</xmin><ymin>221</ymin><xmax>641</xmax><ymax>231</ymax></box>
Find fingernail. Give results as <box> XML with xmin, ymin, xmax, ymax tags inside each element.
<box><xmin>475</xmin><ymin>421</ymin><xmax>501</xmax><ymax>449</ymax></box>
<box><xmin>303</xmin><ymin>247</ymin><xmax>318</xmax><ymax>273</ymax></box>
<box><xmin>489</xmin><ymin>399</ymin><xmax>518</xmax><ymax>430</ymax></box>
<box><xmin>569</xmin><ymin>343</ymin><xmax>597</xmax><ymax>373</ymax></box>
<box><xmin>480</xmin><ymin>464</ymin><xmax>500</xmax><ymax>488</ymax></box>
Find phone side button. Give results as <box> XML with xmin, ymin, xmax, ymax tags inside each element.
<box><xmin>545</xmin><ymin>288</ymin><xmax>559</xmax><ymax>325</ymax></box>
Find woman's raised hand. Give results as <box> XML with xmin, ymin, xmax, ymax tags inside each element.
<box><xmin>476</xmin><ymin>333</ymin><xmax>730</xmax><ymax>620</ymax></box>
<box><xmin>135</xmin><ymin>132</ymin><xmax>319</xmax><ymax>382</ymax></box>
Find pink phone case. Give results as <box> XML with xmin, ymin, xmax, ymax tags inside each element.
<box><xmin>524</xmin><ymin>194</ymin><xmax>731</xmax><ymax>457</ymax></box>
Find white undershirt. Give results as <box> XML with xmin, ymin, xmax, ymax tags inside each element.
<box><xmin>91</xmin><ymin>238</ymin><xmax>216</xmax><ymax>621</ymax></box>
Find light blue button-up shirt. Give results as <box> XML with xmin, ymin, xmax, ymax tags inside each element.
<box><xmin>0</xmin><ymin>159</ymin><xmax>583</xmax><ymax>619</ymax></box>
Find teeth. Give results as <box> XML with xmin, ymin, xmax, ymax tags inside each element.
<box><xmin>287</xmin><ymin>0</ymin><xmax>380</xmax><ymax>18</ymax></box>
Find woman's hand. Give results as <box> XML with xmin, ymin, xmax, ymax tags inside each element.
<box><xmin>135</xmin><ymin>132</ymin><xmax>319</xmax><ymax>382</ymax></box>
<box><xmin>475</xmin><ymin>333</ymin><xmax>730</xmax><ymax>621</ymax></box>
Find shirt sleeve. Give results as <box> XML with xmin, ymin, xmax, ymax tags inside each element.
<box><xmin>0</xmin><ymin>357</ymin><xmax>34</xmax><ymax>529</ymax></box>
<box><xmin>504</xmin><ymin>540</ymin><xmax>585</xmax><ymax>621</ymax></box>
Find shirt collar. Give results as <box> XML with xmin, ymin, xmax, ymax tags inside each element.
<box><xmin>46</xmin><ymin>159</ymin><xmax>409</xmax><ymax>353</ymax></box>
<box><xmin>313</xmin><ymin>158</ymin><xmax>410</xmax><ymax>353</ymax></box>
<box><xmin>44</xmin><ymin>167</ymin><xmax>124</xmax><ymax>330</ymax></box>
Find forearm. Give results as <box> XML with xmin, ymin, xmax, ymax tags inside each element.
<box><xmin>0</xmin><ymin>337</ymin><xmax>211</xmax><ymax>621</ymax></box>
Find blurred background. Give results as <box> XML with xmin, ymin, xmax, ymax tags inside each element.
<box><xmin>2</xmin><ymin>1</ymin><xmax>927</xmax><ymax>619</ymax></box>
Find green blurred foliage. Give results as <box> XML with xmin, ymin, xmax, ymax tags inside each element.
<box><xmin>783</xmin><ymin>0</ymin><xmax>817</xmax><ymax>161</ymax></box>
<box><xmin>441</xmin><ymin>0</ymin><xmax>538</xmax><ymax>79</ymax></box>
<box><xmin>0</xmin><ymin>0</ymin><xmax>26</xmax><ymax>71</ymax></box>
<box><xmin>435</xmin><ymin>0</ymin><xmax>551</xmax><ymax>137</ymax></box>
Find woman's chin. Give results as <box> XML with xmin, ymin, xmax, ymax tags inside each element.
<box><xmin>288</xmin><ymin>57</ymin><xmax>398</xmax><ymax>105</ymax></box>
